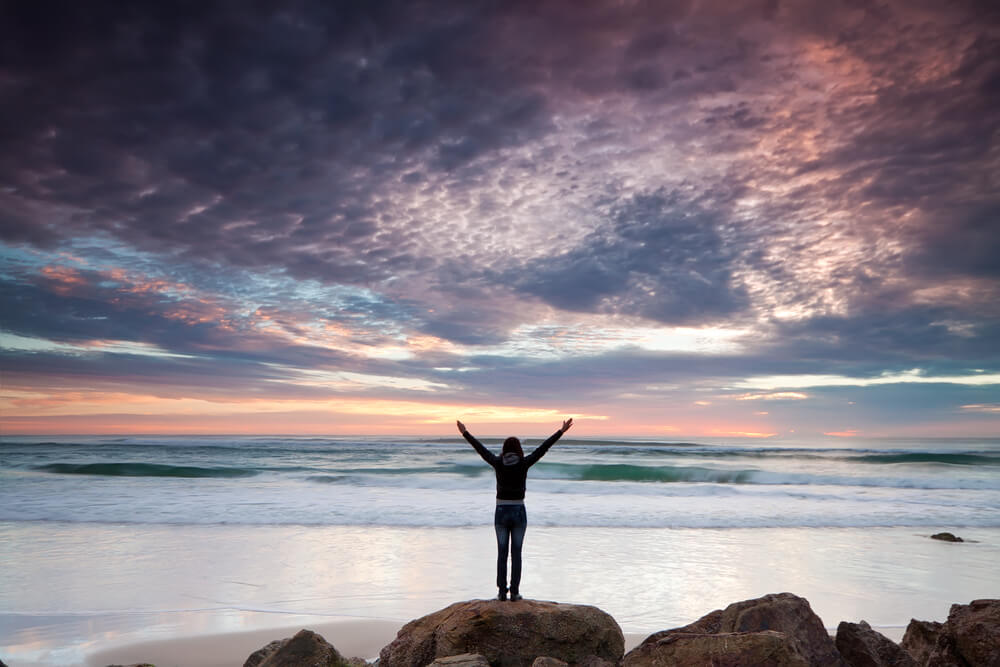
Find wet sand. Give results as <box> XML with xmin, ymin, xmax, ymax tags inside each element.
<box><xmin>2</xmin><ymin>523</ymin><xmax>993</xmax><ymax>665</ymax></box>
<box><xmin>85</xmin><ymin>618</ymin><xmax>404</xmax><ymax>667</ymax></box>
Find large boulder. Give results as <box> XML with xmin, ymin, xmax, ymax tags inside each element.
<box><xmin>900</xmin><ymin>620</ymin><xmax>943</xmax><ymax>665</ymax></box>
<box><xmin>243</xmin><ymin>629</ymin><xmax>356</xmax><ymax>667</ymax></box>
<box><xmin>914</xmin><ymin>599</ymin><xmax>1000</xmax><ymax>667</ymax></box>
<box><xmin>946</xmin><ymin>599</ymin><xmax>1000</xmax><ymax>667</ymax></box>
<box><xmin>631</xmin><ymin>592</ymin><xmax>844</xmax><ymax>667</ymax></box>
<box><xmin>378</xmin><ymin>599</ymin><xmax>625</xmax><ymax>667</ymax></box>
<box><xmin>835</xmin><ymin>621</ymin><xmax>916</xmax><ymax>667</ymax></box>
<box><xmin>623</xmin><ymin>630</ymin><xmax>810</xmax><ymax>667</ymax></box>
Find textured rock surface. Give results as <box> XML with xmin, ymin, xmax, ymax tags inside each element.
<box><xmin>378</xmin><ymin>599</ymin><xmax>624</xmax><ymax>667</ymax></box>
<box><xmin>928</xmin><ymin>599</ymin><xmax>1000</xmax><ymax>667</ymax></box>
<box><xmin>245</xmin><ymin>639</ymin><xmax>287</xmax><ymax>667</ymax></box>
<box><xmin>633</xmin><ymin>592</ymin><xmax>844</xmax><ymax>667</ymax></box>
<box><xmin>947</xmin><ymin>599</ymin><xmax>1000</xmax><ymax>667</ymax></box>
<box><xmin>574</xmin><ymin>656</ymin><xmax>617</xmax><ymax>667</ymax></box>
<box><xmin>901</xmin><ymin>620</ymin><xmax>943</xmax><ymax>666</ymax></box>
<box><xmin>530</xmin><ymin>657</ymin><xmax>569</xmax><ymax>667</ymax></box>
<box><xmin>243</xmin><ymin>629</ymin><xmax>355</xmax><ymax>667</ymax></box>
<box><xmin>902</xmin><ymin>600</ymin><xmax>1000</xmax><ymax>667</ymax></box>
<box><xmin>623</xmin><ymin>630</ymin><xmax>810</xmax><ymax>667</ymax></box>
<box><xmin>835</xmin><ymin>620</ymin><xmax>916</xmax><ymax>667</ymax></box>
<box><xmin>428</xmin><ymin>654</ymin><xmax>492</xmax><ymax>667</ymax></box>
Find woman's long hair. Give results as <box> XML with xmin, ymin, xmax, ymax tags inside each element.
<box><xmin>502</xmin><ymin>436</ymin><xmax>524</xmax><ymax>458</ymax></box>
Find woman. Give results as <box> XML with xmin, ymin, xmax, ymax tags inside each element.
<box><xmin>456</xmin><ymin>418</ymin><xmax>573</xmax><ymax>601</ymax></box>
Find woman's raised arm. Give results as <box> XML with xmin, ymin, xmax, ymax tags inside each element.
<box><xmin>458</xmin><ymin>420</ymin><xmax>498</xmax><ymax>465</ymax></box>
<box><xmin>525</xmin><ymin>418</ymin><xmax>573</xmax><ymax>466</ymax></box>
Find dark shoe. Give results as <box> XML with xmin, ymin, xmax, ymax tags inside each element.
<box><xmin>497</xmin><ymin>589</ymin><xmax>507</xmax><ymax>601</ymax></box>
<box><xmin>510</xmin><ymin>593</ymin><xmax>523</xmax><ymax>601</ymax></box>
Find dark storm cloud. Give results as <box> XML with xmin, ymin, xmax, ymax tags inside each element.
<box><xmin>1</xmin><ymin>0</ymin><xmax>998</xmax><ymax>426</ymax></box>
<box><xmin>769</xmin><ymin>311</ymin><xmax>1000</xmax><ymax>370</ymax></box>
<box><xmin>798</xmin><ymin>26</ymin><xmax>1000</xmax><ymax>282</ymax></box>
<box><xmin>0</xmin><ymin>0</ymin><xmax>559</xmax><ymax>283</ymax></box>
<box><xmin>510</xmin><ymin>190</ymin><xmax>748</xmax><ymax>323</ymax></box>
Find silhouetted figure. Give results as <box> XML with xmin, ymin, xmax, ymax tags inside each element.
<box><xmin>457</xmin><ymin>418</ymin><xmax>573</xmax><ymax>601</ymax></box>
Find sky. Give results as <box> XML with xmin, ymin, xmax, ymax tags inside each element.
<box><xmin>1</xmin><ymin>0</ymin><xmax>999</xmax><ymax>439</ymax></box>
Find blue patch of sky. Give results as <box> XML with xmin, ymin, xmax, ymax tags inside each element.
<box><xmin>0</xmin><ymin>243</ymin><xmax>51</xmax><ymax>278</ymax></box>
<box><xmin>13</xmin><ymin>234</ymin><xmax>409</xmax><ymax>321</ymax></box>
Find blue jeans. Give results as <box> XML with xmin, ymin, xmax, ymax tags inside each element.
<box><xmin>494</xmin><ymin>504</ymin><xmax>527</xmax><ymax>594</ymax></box>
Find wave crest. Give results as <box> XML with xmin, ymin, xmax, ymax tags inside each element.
<box><xmin>34</xmin><ymin>463</ymin><xmax>259</xmax><ymax>478</ymax></box>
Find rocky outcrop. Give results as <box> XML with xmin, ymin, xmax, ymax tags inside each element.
<box><xmin>835</xmin><ymin>620</ymin><xmax>916</xmax><ymax>667</ymax></box>
<box><xmin>946</xmin><ymin>599</ymin><xmax>1000</xmax><ymax>667</ymax></box>
<box><xmin>629</xmin><ymin>592</ymin><xmax>844</xmax><ymax>667</ymax></box>
<box><xmin>901</xmin><ymin>620</ymin><xmax>942</xmax><ymax>665</ymax></box>
<box><xmin>624</xmin><ymin>629</ymin><xmax>811</xmax><ymax>666</ymax></box>
<box><xmin>903</xmin><ymin>599</ymin><xmax>1000</xmax><ymax>666</ymax></box>
<box><xmin>378</xmin><ymin>599</ymin><xmax>624</xmax><ymax>667</ymax></box>
<box><xmin>929</xmin><ymin>533</ymin><xmax>964</xmax><ymax>543</ymax></box>
<box><xmin>243</xmin><ymin>629</ymin><xmax>358</xmax><ymax>667</ymax></box>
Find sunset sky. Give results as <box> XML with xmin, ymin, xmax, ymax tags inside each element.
<box><xmin>1</xmin><ymin>0</ymin><xmax>998</xmax><ymax>438</ymax></box>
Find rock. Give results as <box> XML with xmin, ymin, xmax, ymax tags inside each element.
<box><xmin>633</xmin><ymin>592</ymin><xmax>844</xmax><ymax>667</ymax></box>
<box><xmin>246</xmin><ymin>639</ymin><xmax>287</xmax><ymax>667</ymax></box>
<box><xmin>428</xmin><ymin>654</ymin><xmax>492</xmax><ymax>667</ymax></box>
<box><xmin>901</xmin><ymin>619</ymin><xmax>943</xmax><ymax>665</ymax></box>
<box><xmin>531</xmin><ymin>658</ymin><xmax>569</xmax><ymax>667</ymax></box>
<box><xmin>623</xmin><ymin>630</ymin><xmax>810</xmax><ymax>667</ymax></box>
<box><xmin>930</xmin><ymin>533</ymin><xmax>964</xmax><ymax>543</ymax></box>
<box><xmin>931</xmin><ymin>599</ymin><xmax>1000</xmax><ymax>667</ymax></box>
<box><xmin>378</xmin><ymin>599</ymin><xmax>625</xmax><ymax>667</ymax></box>
<box><xmin>243</xmin><ymin>628</ymin><xmax>355</xmax><ymax>667</ymax></box>
<box><xmin>835</xmin><ymin>620</ymin><xmax>916</xmax><ymax>667</ymax></box>
<box><xmin>635</xmin><ymin>609</ymin><xmax>724</xmax><ymax>646</ymax></box>
<box><xmin>575</xmin><ymin>657</ymin><xmax>617</xmax><ymax>667</ymax></box>
<box><xmin>902</xmin><ymin>600</ymin><xmax>1000</xmax><ymax>667</ymax></box>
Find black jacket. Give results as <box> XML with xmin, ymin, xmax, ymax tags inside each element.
<box><xmin>463</xmin><ymin>428</ymin><xmax>565</xmax><ymax>500</ymax></box>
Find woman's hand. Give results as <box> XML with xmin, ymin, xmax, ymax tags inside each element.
<box><xmin>562</xmin><ymin>418</ymin><xmax>574</xmax><ymax>433</ymax></box>
<box><xmin>456</xmin><ymin>420</ymin><xmax>468</xmax><ymax>434</ymax></box>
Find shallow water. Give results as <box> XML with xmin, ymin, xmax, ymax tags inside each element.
<box><xmin>2</xmin><ymin>435</ymin><xmax>998</xmax><ymax>665</ymax></box>
<box><xmin>2</xmin><ymin>522</ymin><xmax>998</xmax><ymax>666</ymax></box>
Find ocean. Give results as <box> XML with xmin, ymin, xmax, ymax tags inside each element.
<box><xmin>2</xmin><ymin>435</ymin><xmax>999</xmax><ymax>665</ymax></box>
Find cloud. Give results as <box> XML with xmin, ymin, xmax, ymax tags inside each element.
<box><xmin>1</xmin><ymin>0</ymin><xmax>998</xmax><ymax>433</ymax></box>
<box><xmin>961</xmin><ymin>403</ymin><xmax>1000</xmax><ymax>414</ymax></box>
<box><xmin>735</xmin><ymin>369</ymin><xmax>1000</xmax><ymax>390</ymax></box>
<box><xmin>509</xmin><ymin>190</ymin><xmax>749</xmax><ymax>323</ymax></box>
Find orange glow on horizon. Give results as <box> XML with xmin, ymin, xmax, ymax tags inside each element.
<box><xmin>708</xmin><ymin>430</ymin><xmax>778</xmax><ymax>438</ymax></box>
